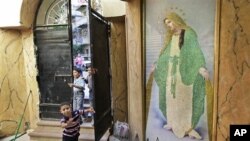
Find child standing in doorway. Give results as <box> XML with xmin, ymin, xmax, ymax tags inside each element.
<box><xmin>60</xmin><ymin>102</ymin><xmax>95</xmax><ymax>141</ymax></box>
<box><xmin>84</xmin><ymin>67</ymin><xmax>96</xmax><ymax>123</ymax></box>
<box><xmin>68</xmin><ymin>67</ymin><xmax>85</xmax><ymax>111</ymax></box>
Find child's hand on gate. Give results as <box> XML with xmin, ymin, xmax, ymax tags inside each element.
<box><xmin>86</xmin><ymin>107</ymin><xmax>95</xmax><ymax>113</ymax></box>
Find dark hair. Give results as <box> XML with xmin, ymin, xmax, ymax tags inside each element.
<box><xmin>73</xmin><ymin>67</ymin><xmax>82</xmax><ymax>74</ymax></box>
<box><xmin>179</xmin><ymin>29</ymin><xmax>185</xmax><ymax>49</ymax></box>
<box><xmin>60</xmin><ymin>102</ymin><xmax>71</xmax><ymax>108</ymax></box>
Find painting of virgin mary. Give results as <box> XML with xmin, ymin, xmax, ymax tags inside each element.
<box><xmin>145</xmin><ymin>0</ymin><xmax>215</xmax><ymax>140</ymax></box>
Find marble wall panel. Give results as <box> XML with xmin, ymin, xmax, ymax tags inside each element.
<box><xmin>21</xmin><ymin>30</ymin><xmax>39</xmax><ymax>129</ymax></box>
<box><xmin>0</xmin><ymin>29</ymin><xmax>27</xmax><ymax>136</ymax></box>
<box><xmin>109</xmin><ymin>17</ymin><xmax>128</xmax><ymax>122</ymax></box>
<box><xmin>0</xmin><ymin>29</ymin><xmax>39</xmax><ymax>136</ymax></box>
<box><xmin>125</xmin><ymin>0</ymin><xmax>144</xmax><ymax>140</ymax></box>
<box><xmin>217</xmin><ymin>0</ymin><xmax>250</xmax><ymax>141</ymax></box>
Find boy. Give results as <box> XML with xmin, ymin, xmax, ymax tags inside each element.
<box><xmin>60</xmin><ymin>102</ymin><xmax>95</xmax><ymax>141</ymax></box>
<box><xmin>68</xmin><ymin>67</ymin><xmax>85</xmax><ymax>111</ymax></box>
<box><xmin>84</xmin><ymin>67</ymin><xmax>96</xmax><ymax>123</ymax></box>
<box><xmin>86</xmin><ymin>67</ymin><xmax>95</xmax><ymax>107</ymax></box>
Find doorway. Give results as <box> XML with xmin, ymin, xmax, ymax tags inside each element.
<box><xmin>34</xmin><ymin>0</ymin><xmax>112</xmax><ymax>140</ymax></box>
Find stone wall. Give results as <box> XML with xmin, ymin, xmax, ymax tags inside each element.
<box><xmin>109</xmin><ymin>16</ymin><xmax>128</xmax><ymax>122</ymax></box>
<box><xmin>0</xmin><ymin>29</ymin><xmax>39</xmax><ymax>137</ymax></box>
<box><xmin>125</xmin><ymin>0</ymin><xmax>144</xmax><ymax>140</ymax></box>
<box><xmin>216</xmin><ymin>0</ymin><xmax>250</xmax><ymax>141</ymax></box>
<box><xmin>21</xmin><ymin>30</ymin><xmax>40</xmax><ymax>130</ymax></box>
<box><xmin>20</xmin><ymin>0</ymin><xmax>40</xmax><ymax>28</ymax></box>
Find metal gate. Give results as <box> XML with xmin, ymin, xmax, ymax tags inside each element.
<box><xmin>35</xmin><ymin>25</ymin><xmax>72</xmax><ymax>119</ymax></box>
<box><xmin>90</xmin><ymin>10</ymin><xmax>112</xmax><ymax>141</ymax></box>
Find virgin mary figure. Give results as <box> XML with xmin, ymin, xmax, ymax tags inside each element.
<box><xmin>153</xmin><ymin>12</ymin><xmax>209</xmax><ymax>139</ymax></box>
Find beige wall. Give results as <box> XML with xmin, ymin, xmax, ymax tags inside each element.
<box><xmin>20</xmin><ymin>0</ymin><xmax>40</xmax><ymax>28</ymax></box>
<box><xmin>0</xmin><ymin>29</ymin><xmax>39</xmax><ymax>136</ymax></box>
<box><xmin>21</xmin><ymin>30</ymin><xmax>40</xmax><ymax>129</ymax></box>
<box><xmin>0</xmin><ymin>0</ymin><xmax>40</xmax><ymax>136</ymax></box>
<box><xmin>101</xmin><ymin>0</ymin><xmax>125</xmax><ymax>17</ymax></box>
<box><xmin>0</xmin><ymin>29</ymin><xmax>25</xmax><ymax>136</ymax></box>
<box><xmin>125</xmin><ymin>0</ymin><xmax>145</xmax><ymax>140</ymax></box>
<box><xmin>216</xmin><ymin>0</ymin><xmax>250</xmax><ymax>140</ymax></box>
<box><xmin>109</xmin><ymin>16</ymin><xmax>128</xmax><ymax>122</ymax></box>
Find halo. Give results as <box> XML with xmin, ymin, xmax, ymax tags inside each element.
<box><xmin>155</xmin><ymin>6</ymin><xmax>186</xmax><ymax>35</ymax></box>
<box><xmin>166</xmin><ymin>6</ymin><xmax>186</xmax><ymax>21</ymax></box>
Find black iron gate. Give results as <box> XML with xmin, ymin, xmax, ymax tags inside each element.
<box><xmin>35</xmin><ymin>25</ymin><xmax>72</xmax><ymax>119</ymax></box>
<box><xmin>90</xmin><ymin>10</ymin><xmax>112</xmax><ymax>141</ymax></box>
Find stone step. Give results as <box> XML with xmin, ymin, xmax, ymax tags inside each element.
<box><xmin>29</xmin><ymin>130</ymin><xmax>94</xmax><ymax>141</ymax></box>
<box><xmin>28</xmin><ymin>120</ymin><xmax>110</xmax><ymax>141</ymax></box>
<box><xmin>28</xmin><ymin>129</ymin><xmax>110</xmax><ymax>141</ymax></box>
<box><xmin>36</xmin><ymin>120</ymin><xmax>94</xmax><ymax>134</ymax></box>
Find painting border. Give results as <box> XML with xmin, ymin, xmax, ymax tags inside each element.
<box><xmin>212</xmin><ymin>0</ymin><xmax>221</xmax><ymax>141</ymax></box>
<box><xmin>142</xmin><ymin>0</ymin><xmax>221</xmax><ymax>141</ymax></box>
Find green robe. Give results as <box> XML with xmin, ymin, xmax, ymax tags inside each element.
<box><xmin>154</xmin><ymin>27</ymin><xmax>206</xmax><ymax>127</ymax></box>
